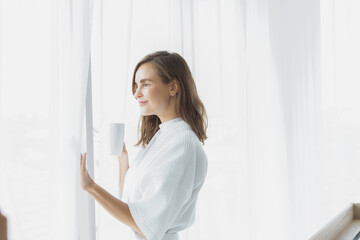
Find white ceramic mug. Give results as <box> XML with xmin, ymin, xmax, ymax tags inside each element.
<box><xmin>105</xmin><ymin>123</ymin><xmax>125</xmax><ymax>156</ymax></box>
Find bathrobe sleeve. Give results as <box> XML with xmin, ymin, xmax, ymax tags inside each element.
<box><xmin>127</xmin><ymin>134</ymin><xmax>197</xmax><ymax>240</ymax></box>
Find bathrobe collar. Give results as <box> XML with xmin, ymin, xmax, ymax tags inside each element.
<box><xmin>159</xmin><ymin>117</ymin><xmax>183</xmax><ymax>132</ymax></box>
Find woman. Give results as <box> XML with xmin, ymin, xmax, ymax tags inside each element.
<box><xmin>80</xmin><ymin>51</ymin><xmax>208</xmax><ymax>240</ymax></box>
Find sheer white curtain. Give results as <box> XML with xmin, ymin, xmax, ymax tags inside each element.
<box><xmin>1</xmin><ymin>0</ymin><xmax>360</xmax><ymax>239</ymax></box>
<box><xmin>0</xmin><ymin>0</ymin><xmax>94</xmax><ymax>239</ymax></box>
<box><xmin>94</xmin><ymin>0</ymin><xmax>359</xmax><ymax>239</ymax></box>
<box><xmin>95</xmin><ymin>0</ymin><xmax>292</xmax><ymax>239</ymax></box>
<box><xmin>316</xmin><ymin>0</ymin><xmax>360</xmax><ymax>235</ymax></box>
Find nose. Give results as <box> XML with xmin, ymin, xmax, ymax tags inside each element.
<box><xmin>134</xmin><ymin>86</ymin><xmax>142</xmax><ymax>100</ymax></box>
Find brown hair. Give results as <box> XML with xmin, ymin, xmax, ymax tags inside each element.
<box><xmin>132</xmin><ymin>51</ymin><xmax>208</xmax><ymax>147</ymax></box>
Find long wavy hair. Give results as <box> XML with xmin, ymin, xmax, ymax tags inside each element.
<box><xmin>132</xmin><ymin>51</ymin><xmax>208</xmax><ymax>148</ymax></box>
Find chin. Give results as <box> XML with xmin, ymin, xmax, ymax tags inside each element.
<box><xmin>139</xmin><ymin>111</ymin><xmax>152</xmax><ymax>116</ymax></box>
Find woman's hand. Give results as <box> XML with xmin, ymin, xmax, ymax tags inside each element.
<box><xmin>80</xmin><ymin>153</ymin><xmax>94</xmax><ymax>191</ymax></box>
<box><xmin>117</xmin><ymin>143</ymin><xmax>129</xmax><ymax>168</ymax></box>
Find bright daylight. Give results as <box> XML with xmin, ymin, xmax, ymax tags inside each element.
<box><xmin>0</xmin><ymin>0</ymin><xmax>360</xmax><ymax>240</ymax></box>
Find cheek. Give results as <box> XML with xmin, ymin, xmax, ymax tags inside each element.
<box><xmin>146</xmin><ymin>87</ymin><xmax>159</xmax><ymax>99</ymax></box>
<box><xmin>141</xmin><ymin>87</ymin><xmax>150</xmax><ymax>97</ymax></box>
<box><xmin>146</xmin><ymin>86</ymin><xmax>170</xmax><ymax>104</ymax></box>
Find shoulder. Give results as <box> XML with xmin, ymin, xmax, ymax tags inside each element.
<box><xmin>163</xmin><ymin>122</ymin><xmax>202</xmax><ymax>154</ymax></box>
<box><xmin>171</xmin><ymin>122</ymin><xmax>207</xmax><ymax>163</ymax></box>
<box><xmin>173</xmin><ymin>120</ymin><xmax>200</xmax><ymax>141</ymax></box>
<box><xmin>156</xmin><ymin>119</ymin><xmax>206</xmax><ymax>159</ymax></box>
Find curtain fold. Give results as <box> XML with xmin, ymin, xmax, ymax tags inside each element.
<box><xmin>0</xmin><ymin>0</ymin><xmax>94</xmax><ymax>239</ymax></box>
<box><xmin>267</xmin><ymin>0</ymin><xmax>321</xmax><ymax>238</ymax></box>
<box><xmin>51</xmin><ymin>0</ymin><xmax>95</xmax><ymax>238</ymax></box>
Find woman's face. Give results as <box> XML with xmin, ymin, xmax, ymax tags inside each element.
<box><xmin>134</xmin><ymin>63</ymin><xmax>174</xmax><ymax>121</ymax></box>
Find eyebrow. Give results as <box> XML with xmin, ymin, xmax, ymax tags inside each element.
<box><xmin>135</xmin><ymin>78</ymin><xmax>152</xmax><ymax>85</ymax></box>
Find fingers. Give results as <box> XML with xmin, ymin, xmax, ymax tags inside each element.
<box><xmin>80</xmin><ymin>152</ymin><xmax>87</xmax><ymax>168</ymax></box>
<box><xmin>80</xmin><ymin>153</ymin><xmax>87</xmax><ymax>159</ymax></box>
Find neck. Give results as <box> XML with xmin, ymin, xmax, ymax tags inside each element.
<box><xmin>158</xmin><ymin>114</ymin><xmax>180</xmax><ymax>123</ymax></box>
<box><xmin>158</xmin><ymin>98</ymin><xmax>180</xmax><ymax>123</ymax></box>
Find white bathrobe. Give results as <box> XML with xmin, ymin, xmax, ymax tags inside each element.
<box><xmin>122</xmin><ymin>118</ymin><xmax>208</xmax><ymax>240</ymax></box>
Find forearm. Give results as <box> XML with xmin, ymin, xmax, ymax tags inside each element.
<box><xmin>87</xmin><ymin>182</ymin><xmax>144</xmax><ymax>237</ymax></box>
<box><xmin>119</xmin><ymin>162</ymin><xmax>129</xmax><ymax>198</ymax></box>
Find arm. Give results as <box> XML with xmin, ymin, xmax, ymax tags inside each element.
<box><xmin>118</xmin><ymin>143</ymin><xmax>129</xmax><ymax>199</ymax></box>
<box><xmin>87</xmin><ymin>182</ymin><xmax>145</xmax><ymax>237</ymax></box>
<box><xmin>80</xmin><ymin>153</ymin><xmax>145</xmax><ymax>239</ymax></box>
<box><xmin>119</xmin><ymin>161</ymin><xmax>129</xmax><ymax>199</ymax></box>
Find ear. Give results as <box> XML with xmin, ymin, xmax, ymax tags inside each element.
<box><xmin>169</xmin><ymin>80</ymin><xmax>179</xmax><ymax>96</ymax></box>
